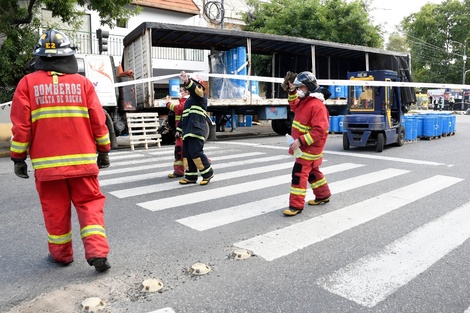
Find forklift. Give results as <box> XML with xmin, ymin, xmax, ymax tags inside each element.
<box><xmin>342</xmin><ymin>70</ymin><xmax>414</xmax><ymax>152</ymax></box>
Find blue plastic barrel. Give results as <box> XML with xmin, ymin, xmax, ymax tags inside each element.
<box><xmin>338</xmin><ymin>115</ymin><xmax>345</xmax><ymax>132</ymax></box>
<box><xmin>169</xmin><ymin>79</ymin><xmax>180</xmax><ymax>97</ymax></box>
<box><xmin>335</xmin><ymin>86</ymin><xmax>347</xmax><ymax>98</ymax></box>
<box><xmin>450</xmin><ymin>115</ymin><xmax>456</xmax><ymax>132</ymax></box>
<box><xmin>245</xmin><ymin>115</ymin><xmax>253</xmax><ymax>127</ymax></box>
<box><xmin>422</xmin><ymin>115</ymin><xmax>436</xmax><ymax>137</ymax></box>
<box><xmin>435</xmin><ymin>115</ymin><xmax>443</xmax><ymax>136</ymax></box>
<box><xmin>441</xmin><ymin>115</ymin><xmax>450</xmax><ymax>135</ymax></box>
<box><xmin>411</xmin><ymin>117</ymin><xmax>418</xmax><ymax>140</ymax></box>
<box><xmin>330</xmin><ymin>116</ymin><xmax>339</xmax><ymax>132</ymax></box>
<box><xmin>328</xmin><ymin>86</ymin><xmax>337</xmax><ymax>98</ymax></box>
<box><xmin>251</xmin><ymin>80</ymin><xmax>259</xmax><ymax>95</ymax></box>
<box><xmin>416</xmin><ymin>115</ymin><xmax>423</xmax><ymax>137</ymax></box>
<box><xmin>404</xmin><ymin>116</ymin><xmax>413</xmax><ymax>140</ymax></box>
<box><xmin>354</xmin><ymin>86</ymin><xmax>362</xmax><ymax>99</ymax></box>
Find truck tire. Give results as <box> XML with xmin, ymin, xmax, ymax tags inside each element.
<box><xmin>343</xmin><ymin>133</ymin><xmax>350</xmax><ymax>150</ymax></box>
<box><xmin>271</xmin><ymin>119</ymin><xmax>290</xmax><ymax>135</ymax></box>
<box><xmin>396</xmin><ymin>125</ymin><xmax>405</xmax><ymax>146</ymax></box>
<box><xmin>376</xmin><ymin>133</ymin><xmax>384</xmax><ymax>152</ymax></box>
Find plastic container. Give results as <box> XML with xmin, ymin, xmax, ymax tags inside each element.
<box><xmin>169</xmin><ymin>79</ymin><xmax>180</xmax><ymax>97</ymax></box>
<box><xmin>286</xmin><ymin>134</ymin><xmax>303</xmax><ymax>158</ymax></box>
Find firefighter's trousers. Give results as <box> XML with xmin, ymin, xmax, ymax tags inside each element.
<box><xmin>173</xmin><ymin>137</ymin><xmax>184</xmax><ymax>176</ymax></box>
<box><xmin>182</xmin><ymin>137</ymin><xmax>213</xmax><ymax>181</ymax></box>
<box><xmin>289</xmin><ymin>157</ymin><xmax>331</xmax><ymax>210</ymax></box>
<box><xmin>35</xmin><ymin>176</ymin><xmax>110</xmax><ymax>263</ymax></box>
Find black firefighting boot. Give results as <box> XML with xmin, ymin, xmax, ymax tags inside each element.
<box><xmin>88</xmin><ymin>258</ymin><xmax>111</xmax><ymax>272</ymax></box>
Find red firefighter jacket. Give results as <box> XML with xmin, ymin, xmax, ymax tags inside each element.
<box><xmin>10</xmin><ymin>70</ymin><xmax>110</xmax><ymax>181</ymax></box>
<box><xmin>167</xmin><ymin>96</ymin><xmax>187</xmax><ymax>124</ymax></box>
<box><xmin>287</xmin><ymin>91</ymin><xmax>330</xmax><ymax>160</ymax></box>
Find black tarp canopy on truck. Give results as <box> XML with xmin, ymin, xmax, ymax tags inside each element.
<box><xmin>123</xmin><ymin>22</ymin><xmax>411</xmax><ymax>81</ymax></box>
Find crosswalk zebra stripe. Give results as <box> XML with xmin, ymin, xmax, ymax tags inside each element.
<box><xmin>233</xmin><ymin>175</ymin><xmax>463</xmax><ymax>262</ymax></box>
<box><xmin>138</xmin><ymin>174</ymin><xmax>291</xmax><ymax>211</ymax></box>
<box><xmin>176</xmin><ymin>168</ymin><xmax>408</xmax><ymax>231</ymax></box>
<box><xmin>137</xmin><ymin>163</ymin><xmax>363</xmax><ymax>211</ymax></box>
<box><xmin>147</xmin><ymin>145</ymin><xmax>218</xmax><ymax>156</ymax></box>
<box><xmin>109</xmin><ymin>149</ymin><xmax>229</xmax><ymax>168</ymax></box>
<box><xmin>316</xmin><ymin>200</ymin><xmax>470</xmax><ymax>308</ymax></box>
<box><xmin>100</xmin><ymin>152</ymin><xmax>267</xmax><ymax>176</ymax></box>
<box><xmin>110</xmin><ymin>161</ymin><xmax>294</xmax><ymax>198</ymax></box>
<box><xmin>101</xmin><ymin>154</ymin><xmax>291</xmax><ymax>188</ymax></box>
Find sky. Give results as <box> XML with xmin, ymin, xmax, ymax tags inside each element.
<box><xmin>369</xmin><ymin>0</ymin><xmax>445</xmax><ymax>36</ymax></box>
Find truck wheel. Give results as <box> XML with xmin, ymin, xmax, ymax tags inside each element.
<box><xmin>343</xmin><ymin>133</ymin><xmax>350</xmax><ymax>150</ymax></box>
<box><xmin>396</xmin><ymin>126</ymin><xmax>405</xmax><ymax>146</ymax></box>
<box><xmin>376</xmin><ymin>133</ymin><xmax>384</xmax><ymax>152</ymax></box>
<box><xmin>271</xmin><ymin>119</ymin><xmax>290</xmax><ymax>135</ymax></box>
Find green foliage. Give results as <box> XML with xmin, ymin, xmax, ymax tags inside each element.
<box><xmin>386</xmin><ymin>32</ymin><xmax>409</xmax><ymax>53</ymax></box>
<box><xmin>0</xmin><ymin>0</ymin><xmax>137</xmax><ymax>103</ymax></box>
<box><xmin>243</xmin><ymin>0</ymin><xmax>383</xmax><ymax>47</ymax></box>
<box><xmin>243</xmin><ymin>0</ymin><xmax>383</xmax><ymax>78</ymax></box>
<box><xmin>402</xmin><ymin>0</ymin><xmax>470</xmax><ymax>83</ymax></box>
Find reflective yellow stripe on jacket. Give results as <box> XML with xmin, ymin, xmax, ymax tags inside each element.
<box><xmin>31</xmin><ymin>106</ymin><xmax>89</xmax><ymax>122</ymax></box>
<box><xmin>31</xmin><ymin>153</ymin><xmax>97</xmax><ymax>169</ymax></box>
<box><xmin>10</xmin><ymin>140</ymin><xmax>29</xmax><ymax>154</ymax></box>
<box><xmin>95</xmin><ymin>133</ymin><xmax>110</xmax><ymax>146</ymax></box>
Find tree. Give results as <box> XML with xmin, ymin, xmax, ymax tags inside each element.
<box><xmin>242</xmin><ymin>0</ymin><xmax>383</xmax><ymax>77</ymax></box>
<box><xmin>243</xmin><ymin>0</ymin><xmax>383</xmax><ymax>47</ymax></box>
<box><xmin>386</xmin><ymin>32</ymin><xmax>409</xmax><ymax>53</ymax></box>
<box><xmin>0</xmin><ymin>0</ymin><xmax>138</xmax><ymax>103</ymax></box>
<box><xmin>402</xmin><ymin>0</ymin><xmax>470</xmax><ymax>83</ymax></box>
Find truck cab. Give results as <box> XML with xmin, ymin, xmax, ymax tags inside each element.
<box><xmin>342</xmin><ymin>70</ymin><xmax>406</xmax><ymax>152</ymax></box>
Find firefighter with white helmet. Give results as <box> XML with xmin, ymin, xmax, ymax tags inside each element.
<box><xmin>281</xmin><ymin>71</ymin><xmax>332</xmax><ymax>216</ymax></box>
<box><xmin>10</xmin><ymin>29</ymin><xmax>112</xmax><ymax>271</ymax></box>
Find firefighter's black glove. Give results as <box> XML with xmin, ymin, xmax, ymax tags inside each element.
<box><xmin>14</xmin><ymin>160</ymin><xmax>29</xmax><ymax>179</ymax></box>
<box><xmin>281</xmin><ymin>71</ymin><xmax>297</xmax><ymax>91</ymax></box>
<box><xmin>97</xmin><ymin>152</ymin><xmax>110</xmax><ymax>169</ymax></box>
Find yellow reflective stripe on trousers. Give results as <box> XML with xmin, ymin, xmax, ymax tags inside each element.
<box><xmin>290</xmin><ymin>186</ymin><xmax>307</xmax><ymax>196</ymax></box>
<box><xmin>31</xmin><ymin>153</ymin><xmax>97</xmax><ymax>169</ymax></box>
<box><xmin>31</xmin><ymin>106</ymin><xmax>89</xmax><ymax>122</ymax></box>
<box><xmin>81</xmin><ymin>225</ymin><xmax>107</xmax><ymax>239</ymax></box>
<box><xmin>96</xmin><ymin>133</ymin><xmax>110</xmax><ymax>145</ymax></box>
<box><xmin>299</xmin><ymin>151</ymin><xmax>323</xmax><ymax>161</ymax></box>
<box><xmin>48</xmin><ymin>231</ymin><xmax>72</xmax><ymax>245</ymax></box>
<box><xmin>310</xmin><ymin>177</ymin><xmax>327</xmax><ymax>189</ymax></box>
<box><xmin>292</xmin><ymin>120</ymin><xmax>312</xmax><ymax>133</ymax></box>
<box><xmin>10</xmin><ymin>140</ymin><xmax>29</xmax><ymax>154</ymax></box>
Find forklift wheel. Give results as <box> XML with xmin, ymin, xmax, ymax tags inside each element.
<box><xmin>396</xmin><ymin>126</ymin><xmax>405</xmax><ymax>146</ymax></box>
<box><xmin>376</xmin><ymin>133</ymin><xmax>384</xmax><ymax>152</ymax></box>
<box><xmin>343</xmin><ymin>133</ymin><xmax>350</xmax><ymax>150</ymax></box>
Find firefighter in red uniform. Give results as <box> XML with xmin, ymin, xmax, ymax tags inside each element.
<box><xmin>175</xmin><ymin>71</ymin><xmax>214</xmax><ymax>185</ymax></box>
<box><xmin>166</xmin><ymin>86</ymin><xmax>189</xmax><ymax>178</ymax></box>
<box><xmin>282</xmin><ymin>71</ymin><xmax>332</xmax><ymax>216</ymax></box>
<box><xmin>10</xmin><ymin>29</ymin><xmax>112</xmax><ymax>272</ymax></box>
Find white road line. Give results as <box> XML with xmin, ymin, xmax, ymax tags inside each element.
<box><xmin>111</xmin><ymin>161</ymin><xmax>293</xmax><ymax>198</ymax></box>
<box><xmin>99</xmin><ymin>152</ymin><xmax>273</xmax><ymax>185</ymax></box>
<box><xmin>233</xmin><ymin>175</ymin><xmax>463</xmax><ymax>261</ymax></box>
<box><xmin>465</xmin><ymin>306</ymin><xmax>470</xmax><ymax>313</ymax></box>
<box><xmin>100</xmin><ymin>152</ymin><xmax>266</xmax><ymax>176</ymax></box>
<box><xmin>137</xmin><ymin>163</ymin><xmax>364</xmax><ymax>211</ymax></box>
<box><xmin>177</xmin><ymin>168</ymin><xmax>407</xmax><ymax>231</ymax></box>
<box><xmin>216</xmin><ymin>142</ymin><xmax>448</xmax><ymax>166</ymax></box>
<box><xmin>147</xmin><ymin>145</ymin><xmax>218</xmax><ymax>156</ymax></box>
<box><xmin>109</xmin><ymin>149</ymin><xmax>228</xmax><ymax>167</ymax></box>
<box><xmin>316</xmin><ymin>200</ymin><xmax>470</xmax><ymax>308</ymax></box>
<box><xmin>138</xmin><ymin>174</ymin><xmax>291</xmax><ymax>211</ymax></box>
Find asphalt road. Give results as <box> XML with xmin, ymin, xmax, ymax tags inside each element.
<box><xmin>1</xmin><ymin>116</ymin><xmax>470</xmax><ymax>313</ymax></box>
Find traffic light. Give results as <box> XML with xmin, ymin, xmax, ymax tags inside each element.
<box><xmin>97</xmin><ymin>29</ymin><xmax>109</xmax><ymax>54</ymax></box>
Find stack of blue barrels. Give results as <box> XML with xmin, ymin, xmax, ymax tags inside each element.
<box><xmin>329</xmin><ymin>115</ymin><xmax>346</xmax><ymax>133</ymax></box>
<box><xmin>403</xmin><ymin>113</ymin><xmax>456</xmax><ymax>141</ymax></box>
